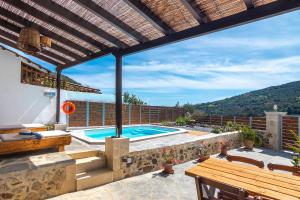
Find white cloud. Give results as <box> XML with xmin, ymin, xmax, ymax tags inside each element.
<box><xmin>186</xmin><ymin>37</ymin><xmax>300</xmax><ymax>50</ymax></box>
<box><xmin>122</xmin><ymin>56</ymin><xmax>300</xmax><ymax>76</ymax></box>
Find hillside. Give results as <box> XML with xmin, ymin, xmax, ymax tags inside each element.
<box><xmin>194</xmin><ymin>81</ymin><xmax>300</xmax><ymax>116</ymax></box>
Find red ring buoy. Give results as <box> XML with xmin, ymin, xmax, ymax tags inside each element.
<box><xmin>62</xmin><ymin>102</ymin><xmax>76</xmax><ymax>115</ymax></box>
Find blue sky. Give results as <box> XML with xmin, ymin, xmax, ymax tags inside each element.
<box><xmin>3</xmin><ymin>10</ymin><xmax>300</xmax><ymax>106</ymax></box>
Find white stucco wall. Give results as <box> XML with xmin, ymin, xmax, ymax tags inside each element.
<box><xmin>0</xmin><ymin>48</ymin><xmax>113</xmax><ymax>126</ymax></box>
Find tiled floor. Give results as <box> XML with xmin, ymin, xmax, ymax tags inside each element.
<box><xmin>49</xmin><ymin>148</ymin><xmax>293</xmax><ymax>200</ymax></box>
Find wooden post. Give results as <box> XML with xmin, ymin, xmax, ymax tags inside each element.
<box><xmin>102</xmin><ymin>103</ymin><xmax>105</xmax><ymax>126</ymax></box>
<box><xmin>55</xmin><ymin>67</ymin><xmax>62</xmax><ymax>124</ymax></box>
<box><xmin>115</xmin><ymin>54</ymin><xmax>122</xmax><ymax>137</ymax></box>
<box><xmin>86</xmin><ymin>101</ymin><xmax>89</xmax><ymax>127</ymax></box>
<box><xmin>128</xmin><ymin>104</ymin><xmax>131</xmax><ymax>125</ymax></box>
<box><xmin>298</xmin><ymin>116</ymin><xmax>300</xmax><ymax>136</ymax></box>
<box><xmin>139</xmin><ymin>105</ymin><xmax>142</xmax><ymax>124</ymax></box>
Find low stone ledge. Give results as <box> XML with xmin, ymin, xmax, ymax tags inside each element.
<box><xmin>0</xmin><ymin>152</ymin><xmax>74</xmax><ymax>174</ymax></box>
<box><xmin>0</xmin><ymin>152</ymin><xmax>76</xmax><ymax>200</ymax></box>
<box><xmin>120</xmin><ymin>131</ymin><xmax>241</xmax><ymax>178</ymax></box>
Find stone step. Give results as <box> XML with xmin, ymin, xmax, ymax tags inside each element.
<box><xmin>76</xmin><ymin>169</ymin><xmax>113</xmax><ymax>191</ymax></box>
<box><xmin>76</xmin><ymin>156</ymin><xmax>106</xmax><ymax>174</ymax></box>
<box><xmin>66</xmin><ymin>150</ymin><xmax>101</xmax><ymax>160</ymax></box>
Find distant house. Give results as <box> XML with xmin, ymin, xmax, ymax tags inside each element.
<box><xmin>0</xmin><ymin>45</ymin><xmax>101</xmax><ymax>125</ymax></box>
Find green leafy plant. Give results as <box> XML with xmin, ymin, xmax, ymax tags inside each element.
<box><xmin>241</xmin><ymin>125</ymin><xmax>257</xmax><ymax>141</ymax></box>
<box><xmin>254</xmin><ymin>133</ymin><xmax>263</xmax><ymax>147</ymax></box>
<box><xmin>288</xmin><ymin>130</ymin><xmax>300</xmax><ymax>167</ymax></box>
<box><xmin>176</xmin><ymin>116</ymin><xmax>188</xmax><ymax>126</ymax></box>
<box><xmin>211</xmin><ymin>127</ymin><xmax>224</xmax><ymax>134</ymax></box>
<box><xmin>211</xmin><ymin>122</ymin><xmax>241</xmax><ymax>134</ymax></box>
<box><xmin>162</xmin><ymin>147</ymin><xmax>179</xmax><ymax>164</ymax></box>
<box><xmin>225</xmin><ymin>121</ymin><xmax>241</xmax><ymax>132</ymax></box>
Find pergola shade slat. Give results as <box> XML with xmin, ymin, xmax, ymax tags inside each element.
<box><xmin>243</xmin><ymin>0</ymin><xmax>255</xmax><ymax>10</ymax></box>
<box><xmin>0</xmin><ymin>6</ymin><xmax>93</xmax><ymax>57</ymax></box>
<box><xmin>0</xmin><ymin>35</ymin><xmax>61</xmax><ymax>66</ymax></box>
<box><xmin>179</xmin><ymin>0</ymin><xmax>209</xmax><ymax>24</ymax></box>
<box><xmin>123</xmin><ymin>0</ymin><xmax>175</xmax><ymax>35</ymax></box>
<box><xmin>0</xmin><ymin>0</ymin><xmax>298</xmax><ymax>68</ymax></box>
<box><xmin>0</xmin><ymin>24</ymin><xmax>69</xmax><ymax>64</ymax></box>
<box><xmin>0</xmin><ymin>8</ymin><xmax>81</xmax><ymax>59</ymax></box>
<box><xmin>119</xmin><ymin>0</ymin><xmax>300</xmax><ymax>56</ymax></box>
<box><xmin>31</xmin><ymin>0</ymin><xmax>128</xmax><ymax>49</ymax></box>
<box><xmin>73</xmin><ymin>0</ymin><xmax>149</xmax><ymax>43</ymax></box>
<box><xmin>2</xmin><ymin>0</ymin><xmax>106</xmax><ymax>54</ymax></box>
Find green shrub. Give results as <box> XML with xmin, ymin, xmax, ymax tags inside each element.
<box><xmin>225</xmin><ymin>121</ymin><xmax>241</xmax><ymax>132</ymax></box>
<box><xmin>241</xmin><ymin>125</ymin><xmax>256</xmax><ymax>141</ymax></box>
<box><xmin>211</xmin><ymin>122</ymin><xmax>241</xmax><ymax>134</ymax></box>
<box><xmin>211</xmin><ymin>127</ymin><xmax>224</xmax><ymax>134</ymax></box>
<box><xmin>254</xmin><ymin>133</ymin><xmax>263</xmax><ymax>147</ymax></box>
<box><xmin>176</xmin><ymin>116</ymin><xmax>187</xmax><ymax>126</ymax></box>
<box><xmin>289</xmin><ymin>131</ymin><xmax>300</xmax><ymax>167</ymax></box>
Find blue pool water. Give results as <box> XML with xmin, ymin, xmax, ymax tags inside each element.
<box><xmin>85</xmin><ymin>125</ymin><xmax>179</xmax><ymax>140</ymax></box>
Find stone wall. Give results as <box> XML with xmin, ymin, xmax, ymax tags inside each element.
<box><xmin>119</xmin><ymin>132</ymin><xmax>241</xmax><ymax>178</ymax></box>
<box><xmin>0</xmin><ymin>152</ymin><xmax>76</xmax><ymax>200</ymax></box>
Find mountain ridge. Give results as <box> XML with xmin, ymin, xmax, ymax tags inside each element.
<box><xmin>193</xmin><ymin>81</ymin><xmax>300</xmax><ymax>116</ymax></box>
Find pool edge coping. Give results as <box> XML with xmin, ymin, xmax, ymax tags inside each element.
<box><xmin>70</xmin><ymin>124</ymin><xmax>188</xmax><ymax>144</ymax></box>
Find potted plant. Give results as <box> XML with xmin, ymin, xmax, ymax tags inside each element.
<box><xmin>220</xmin><ymin>141</ymin><xmax>230</xmax><ymax>156</ymax></box>
<box><xmin>289</xmin><ymin>131</ymin><xmax>300</xmax><ymax>176</ymax></box>
<box><xmin>162</xmin><ymin>147</ymin><xmax>179</xmax><ymax>174</ymax></box>
<box><xmin>197</xmin><ymin>144</ymin><xmax>210</xmax><ymax>162</ymax></box>
<box><xmin>241</xmin><ymin>125</ymin><xmax>256</xmax><ymax>150</ymax></box>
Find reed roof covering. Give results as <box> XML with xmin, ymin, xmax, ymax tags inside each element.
<box><xmin>0</xmin><ymin>0</ymin><xmax>299</xmax><ymax>69</ymax></box>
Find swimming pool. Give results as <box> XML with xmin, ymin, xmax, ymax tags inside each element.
<box><xmin>71</xmin><ymin>125</ymin><xmax>187</xmax><ymax>144</ymax></box>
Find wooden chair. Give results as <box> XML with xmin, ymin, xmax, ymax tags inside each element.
<box><xmin>267</xmin><ymin>163</ymin><xmax>300</xmax><ymax>176</ymax></box>
<box><xmin>195</xmin><ymin>176</ymin><xmax>250</xmax><ymax>200</ymax></box>
<box><xmin>226</xmin><ymin>155</ymin><xmax>264</xmax><ymax>168</ymax></box>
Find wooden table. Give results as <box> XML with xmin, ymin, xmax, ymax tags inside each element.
<box><xmin>185</xmin><ymin>158</ymin><xmax>300</xmax><ymax>200</ymax></box>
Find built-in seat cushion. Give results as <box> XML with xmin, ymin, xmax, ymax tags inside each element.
<box><xmin>0</xmin><ymin>130</ymin><xmax>69</xmax><ymax>142</ymax></box>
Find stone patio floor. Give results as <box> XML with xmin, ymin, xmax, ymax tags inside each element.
<box><xmin>49</xmin><ymin>148</ymin><xmax>292</xmax><ymax>200</ymax></box>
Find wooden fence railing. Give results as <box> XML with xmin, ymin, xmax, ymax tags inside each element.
<box><xmin>68</xmin><ymin>101</ymin><xmax>185</xmax><ymax>127</ymax></box>
<box><xmin>21</xmin><ymin>62</ymin><xmax>100</xmax><ymax>94</ymax></box>
<box><xmin>195</xmin><ymin>115</ymin><xmax>267</xmax><ymax>130</ymax></box>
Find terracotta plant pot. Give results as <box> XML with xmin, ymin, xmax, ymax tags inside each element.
<box><xmin>221</xmin><ymin>145</ymin><xmax>229</xmax><ymax>156</ymax></box>
<box><xmin>163</xmin><ymin>163</ymin><xmax>174</xmax><ymax>174</ymax></box>
<box><xmin>244</xmin><ymin>139</ymin><xmax>254</xmax><ymax>150</ymax></box>
<box><xmin>198</xmin><ymin>155</ymin><xmax>210</xmax><ymax>162</ymax></box>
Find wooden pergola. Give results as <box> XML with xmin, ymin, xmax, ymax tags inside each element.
<box><xmin>0</xmin><ymin>0</ymin><xmax>299</xmax><ymax>137</ymax></box>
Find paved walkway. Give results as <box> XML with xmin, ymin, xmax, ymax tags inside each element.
<box><xmin>49</xmin><ymin>148</ymin><xmax>292</xmax><ymax>200</ymax></box>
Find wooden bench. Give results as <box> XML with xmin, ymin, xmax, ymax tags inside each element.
<box><xmin>0</xmin><ymin>130</ymin><xmax>71</xmax><ymax>155</ymax></box>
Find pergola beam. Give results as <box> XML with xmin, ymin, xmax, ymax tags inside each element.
<box><xmin>123</xmin><ymin>0</ymin><xmax>175</xmax><ymax>35</ymax></box>
<box><xmin>0</xmin><ymin>36</ymin><xmax>60</xmax><ymax>66</ymax></box>
<box><xmin>73</xmin><ymin>0</ymin><xmax>148</xmax><ymax>43</ymax></box>
<box><xmin>0</xmin><ymin>9</ymin><xmax>92</xmax><ymax>57</ymax></box>
<box><xmin>2</xmin><ymin>1</ymin><xmax>101</xmax><ymax>55</ymax></box>
<box><xmin>0</xmin><ymin>20</ymin><xmax>68</xmax><ymax>64</ymax></box>
<box><xmin>119</xmin><ymin>0</ymin><xmax>300</xmax><ymax>56</ymax></box>
<box><xmin>31</xmin><ymin>0</ymin><xmax>128</xmax><ymax>48</ymax></box>
<box><xmin>243</xmin><ymin>0</ymin><xmax>255</xmax><ymax>10</ymax></box>
<box><xmin>179</xmin><ymin>0</ymin><xmax>209</xmax><ymax>24</ymax></box>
